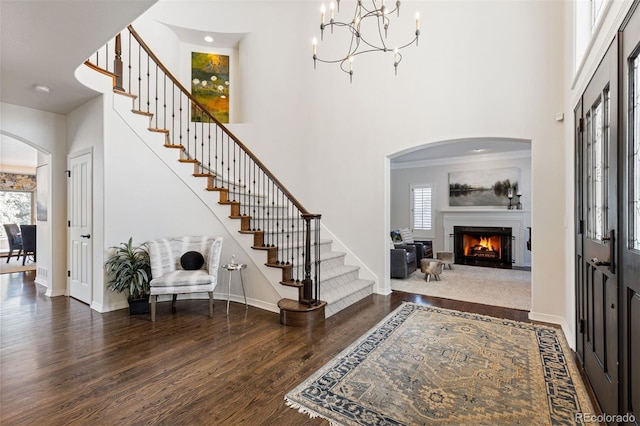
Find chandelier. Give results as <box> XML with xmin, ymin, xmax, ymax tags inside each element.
<box><xmin>312</xmin><ymin>0</ymin><xmax>420</xmax><ymax>82</ymax></box>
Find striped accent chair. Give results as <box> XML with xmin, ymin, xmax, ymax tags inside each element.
<box><xmin>147</xmin><ymin>236</ymin><xmax>223</xmax><ymax>321</ymax></box>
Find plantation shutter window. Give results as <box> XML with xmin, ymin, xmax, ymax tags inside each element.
<box><xmin>411</xmin><ymin>184</ymin><xmax>433</xmax><ymax>231</ymax></box>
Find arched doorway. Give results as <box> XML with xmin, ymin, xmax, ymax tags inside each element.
<box><xmin>386</xmin><ymin>137</ymin><xmax>532</xmax><ymax>311</ymax></box>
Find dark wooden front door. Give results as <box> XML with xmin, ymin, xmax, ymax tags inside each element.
<box><xmin>620</xmin><ymin>4</ymin><xmax>640</xmax><ymax>423</ymax></box>
<box><xmin>575</xmin><ymin>40</ymin><xmax>619</xmax><ymax>417</ymax></box>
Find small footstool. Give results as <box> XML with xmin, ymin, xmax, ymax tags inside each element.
<box><xmin>420</xmin><ymin>258</ymin><xmax>444</xmax><ymax>282</ymax></box>
<box><xmin>436</xmin><ymin>251</ymin><xmax>454</xmax><ymax>270</ymax></box>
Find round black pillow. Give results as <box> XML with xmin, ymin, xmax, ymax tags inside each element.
<box><xmin>180</xmin><ymin>251</ymin><xmax>205</xmax><ymax>270</ymax></box>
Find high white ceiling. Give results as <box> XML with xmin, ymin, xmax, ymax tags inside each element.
<box><xmin>0</xmin><ymin>0</ymin><xmax>155</xmax><ymax>168</ymax></box>
<box><xmin>0</xmin><ymin>0</ymin><xmax>155</xmax><ymax>115</ymax></box>
<box><xmin>0</xmin><ymin>1</ymin><xmax>531</xmax><ymax>168</ymax></box>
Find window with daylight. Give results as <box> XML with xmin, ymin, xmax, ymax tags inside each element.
<box><xmin>0</xmin><ymin>191</ymin><xmax>33</xmax><ymax>239</ymax></box>
<box><xmin>411</xmin><ymin>184</ymin><xmax>433</xmax><ymax>231</ymax></box>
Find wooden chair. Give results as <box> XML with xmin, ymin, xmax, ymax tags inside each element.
<box><xmin>146</xmin><ymin>236</ymin><xmax>223</xmax><ymax>321</ymax></box>
<box><xmin>3</xmin><ymin>224</ymin><xmax>23</xmax><ymax>263</ymax></box>
<box><xmin>19</xmin><ymin>225</ymin><xmax>36</xmax><ymax>265</ymax></box>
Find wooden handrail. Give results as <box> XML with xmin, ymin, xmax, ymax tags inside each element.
<box><xmin>87</xmin><ymin>25</ymin><xmax>324</xmax><ymax>305</ymax></box>
<box><xmin>126</xmin><ymin>25</ymin><xmax>316</xmax><ymax>217</ymax></box>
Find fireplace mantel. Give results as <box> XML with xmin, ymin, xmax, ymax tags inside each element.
<box><xmin>441</xmin><ymin>209</ymin><xmax>530</xmax><ymax>267</ymax></box>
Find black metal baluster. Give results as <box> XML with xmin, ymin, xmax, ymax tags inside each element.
<box><xmin>146</xmin><ymin>54</ymin><xmax>150</xmax><ymax>113</ymax></box>
<box><xmin>127</xmin><ymin>31</ymin><xmax>132</xmax><ymax>94</ymax></box>
<box><xmin>137</xmin><ymin>43</ymin><xmax>142</xmax><ymax>111</ymax></box>
<box><xmin>163</xmin><ymin>74</ymin><xmax>167</xmax><ymax>132</ymax></box>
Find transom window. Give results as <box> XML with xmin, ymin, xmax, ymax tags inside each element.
<box><xmin>585</xmin><ymin>88</ymin><xmax>609</xmax><ymax>242</ymax></box>
<box><xmin>630</xmin><ymin>55</ymin><xmax>640</xmax><ymax>250</ymax></box>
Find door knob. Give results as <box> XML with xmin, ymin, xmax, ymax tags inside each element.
<box><xmin>80</xmin><ymin>234</ymin><xmax>91</xmax><ymax>239</ymax></box>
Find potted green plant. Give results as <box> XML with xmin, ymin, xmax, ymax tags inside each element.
<box><xmin>105</xmin><ymin>237</ymin><xmax>152</xmax><ymax>315</ymax></box>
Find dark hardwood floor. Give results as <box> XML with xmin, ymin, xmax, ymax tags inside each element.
<box><xmin>1</xmin><ymin>271</ymin><xmax>531</xmax><ymax>425</ymax></box>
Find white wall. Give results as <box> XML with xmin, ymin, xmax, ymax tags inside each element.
<box><xmin>0</xmin><ymin>102</ymin><xmax>67</xmax><ymax>296</ymax></box>
<box><xmin>136</xmin><ymin>1</ymin><xmax>566</xmax><ymax>324</ymax></box>
<box><xmin>391</xmin><ymin>151</ymin><xmax>532</xmax><ymax>267</ymax></box>
<box><xmin>67</xmin><ymin>94</ymin><xmax>106</xmax><ymax>309</ymax></box>
<box><xmin>72</xmin><ymin>63</ymin><xmax>281</xmax><ymax>312</ymax></box>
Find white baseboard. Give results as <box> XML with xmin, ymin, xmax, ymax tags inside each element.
<box><xmin>101</xmin><ymin>293</ymin><xmax>280</xmax><ymax>315</ymax></box>
<box><xmin>528</xmin><ymin>311</ymin><xmax>575</xmax><ymax>351</ymax></box>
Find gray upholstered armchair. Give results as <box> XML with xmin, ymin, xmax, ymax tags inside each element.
<box><xmin>147</xmin><ymin>236</ymin><xmax>223</xmax><ymax>321</ymax></box>
<box><xmin>390</xmin><ymin>244</ymin><xmax>417</xmax><ymax>278</ymax></box>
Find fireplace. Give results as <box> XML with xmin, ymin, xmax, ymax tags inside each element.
<box><xmin>453</xmin><ymin>226</ymin><xmax>513</xmax><ymax>269</ymax></box>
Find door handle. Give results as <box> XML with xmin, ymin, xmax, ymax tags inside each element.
<box><xmin>591</xmin><ymin>229</ymin><xmax>615</xmax><ymax>272</ymax></box>
<box><xmin>606</xmin><ymin>229</ymin><xmax>615</xmax><ymax>273</ymax></box>
<box><xmin>591</xmin><ymin>258</ymin><xmax>610</xmax><ymax>267</ymax></box>
<box><xmin>80</xmin><ymin>234</ymin><xmax>91</xmax><ymax>239</ymax></box>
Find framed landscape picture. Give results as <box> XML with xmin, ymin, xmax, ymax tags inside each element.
<box><xmin>449</xmin><ymin>167</ymin><xmax>520</xmax><ymax>207</ymax></box>
<box><xmin>191</xmin><ymin>52</ymin><xmax>229</xmax><ymax>123</ymax></box>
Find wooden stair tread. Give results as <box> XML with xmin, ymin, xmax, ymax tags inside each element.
<box><xmin>132</xmin><ymin>109</ymin><xmax>153</xmax><ymax>117</ymax></box>
<box><xmin>113</xmin><ymin>88</ymin><xmax>136</xmax><ymax>99</ymax></box>
<box><xmin>179</xmin><ymin>158</ymin><xmax>199</xmax><ymax>163</ymax></box>
<box><xmin>149</xmin><ymin>127</ymin><xmax>169</xmax><ymax>133</ymax></box>
<box><xmin>265</xmin><ymin>262</ymin><xmax>291</xmax><ymax>269</ymax></box>
<box><xmin>164</xmin><ymin>144</ymin><xmax>184</xmax><ymax>150</ymax></box>
<box><xmin>280</xmin><ymin>280</ymin><xmax>302</xmax><ymax>288</ymax></box>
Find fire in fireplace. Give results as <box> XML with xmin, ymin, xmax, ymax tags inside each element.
<box><xmin>454</xmin><ymin>226</ymin><xmax>513</xmax><ymax>269</ymax></box>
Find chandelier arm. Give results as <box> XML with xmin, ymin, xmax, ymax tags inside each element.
<box><xmin>395</xmin><ymin>35</ymin><xmax>419</xmax><ymax>50</ymax></box>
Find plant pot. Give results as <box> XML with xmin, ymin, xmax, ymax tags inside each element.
<box><xmin>128</xmin><ymin>295</ymin><xmax>150</xmax><ymax>315</ymax></box>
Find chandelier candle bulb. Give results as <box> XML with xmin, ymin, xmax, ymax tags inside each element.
<box><xmin>415</xmin><ymin>11</ymin><xmax>420</xmax><ymax>30</ymax></box>
<box><xmin>330</xmin><ymin>2</ymin><xmax>335</xmax><ymax>20</ymax></box>
<box><xmin>321</xmin><ymin>4</ymin><xmax>325</xmax><ymax>24</ymax></box>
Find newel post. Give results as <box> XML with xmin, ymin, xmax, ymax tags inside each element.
<box><xmin>113</xmin><ymin>33</ymin><xmax>124</xmax><ymax>91</ymax></box>
<box><xmin>302</xmin><ymin>213</ymin><xmax>321</xmax><ymax>307</ymax></box>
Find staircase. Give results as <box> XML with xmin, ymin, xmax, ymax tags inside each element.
<box><xmin>86</xmin><ymin>25</ymin><xmax>374</xmax><ymax>325</ymax></box>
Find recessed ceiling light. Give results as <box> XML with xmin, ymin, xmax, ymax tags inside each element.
<box><xmin>472</xmin><ymin>148</ymin><xmax>487</xmax><ymax>153</ymax></box>
<box><xmin>32</xmin><ymin>84</ymin><xmax>50</xmax><ymax>94</ymax></box>
<box><xmin>204</xmin><ymin>35</ymin><xmax>214</xmax><ymax>43</ymax></box>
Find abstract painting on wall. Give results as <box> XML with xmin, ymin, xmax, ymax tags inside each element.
<box><xmin>191</xmin><ymin>52</ymin><xmax>229</xmax><ymax>123</ymax></box>
<box><xmin>449</xmin><ymin>167</ymin><xmax>520</xmax><ymax>207</ymax></box>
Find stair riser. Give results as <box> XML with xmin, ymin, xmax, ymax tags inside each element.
<box><xmin>270</xmin><ymin>241</ymin><xmax>333</xmax><ymax>260</ymax></box>
<box><xmin>287</xmin><ymin>254</ymin><xmax>347</xmax><ymax>274</ymax></box>
<box><xmin>317</xmin><ymin>270</ymin><xmax>361</xmax><ymax>291</ymax></box>
<box><xmin>325</xmin><ymin>286</ymin><xmax>374</xmax><ymax>318</ymax></box>
<box><xmin>247</xmin><ymin>223</ymin><xmax>318</xmax><ymax>235</ymax></box>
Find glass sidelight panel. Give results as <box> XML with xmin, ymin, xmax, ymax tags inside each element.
<box><xmin>631</xmin><ymin>56</ymin><xmax>640</xmax><ymax>250</ymax></box>
<box><xmin>586</xmin><ymin>89</ymin><xmax>609</xmax><ymax>242</ymax></box>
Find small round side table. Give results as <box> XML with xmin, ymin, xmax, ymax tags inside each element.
<box><xmin>221</xmin><ymin>263</ymin><xmax>247</xmax><ymax>314</ymax></box>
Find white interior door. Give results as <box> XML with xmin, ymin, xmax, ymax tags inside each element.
<box><xmin>68</xmin><ymin>151</ymin><xmax>92</xmax><ymax>304</ymax></box>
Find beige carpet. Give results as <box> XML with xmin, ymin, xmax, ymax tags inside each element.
<box><xmin>391</xmin><ymin>264</ymin><xmax>531</xmax><ymax>311</ymax></box>
<box><xmin>0</xmin><ymin>256</ymin><xmax>36</xmax><ymax>274</ymax></box>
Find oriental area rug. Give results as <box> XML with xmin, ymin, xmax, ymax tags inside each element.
<box><xmin>285</xmin><ymin>303</ymin><xmax>594</xmax><ymax>425</ymax></box>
